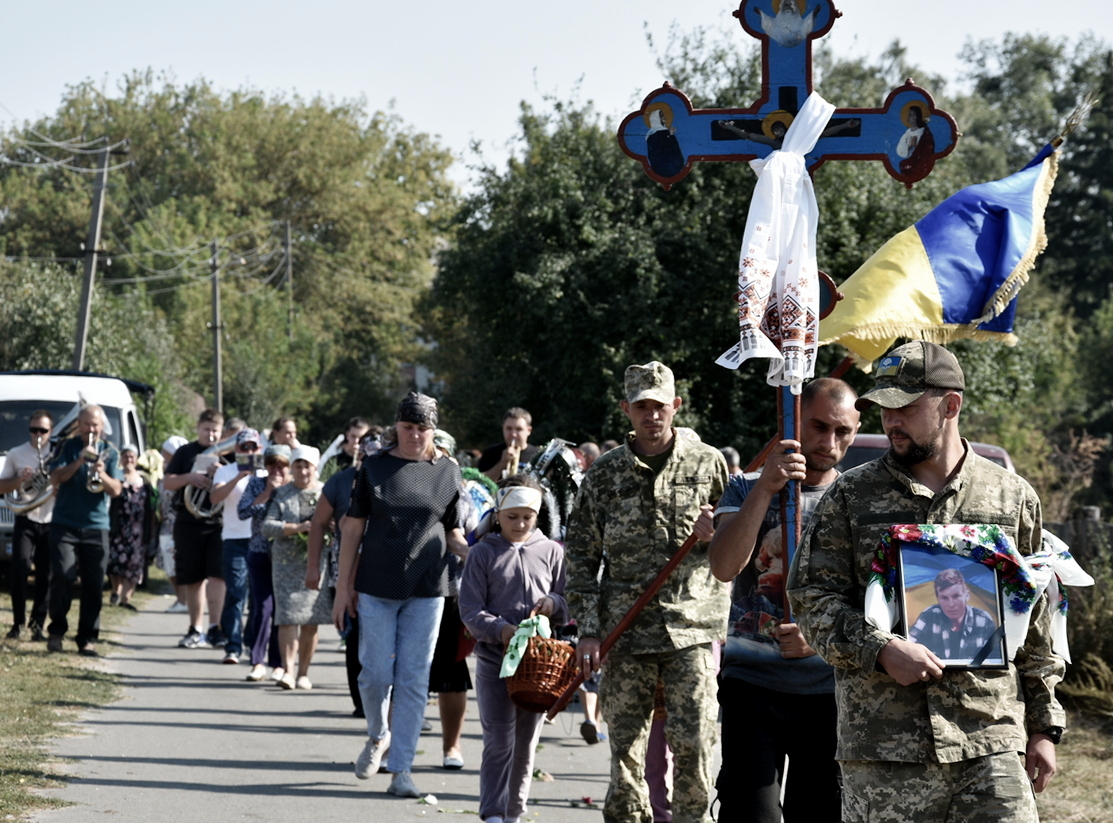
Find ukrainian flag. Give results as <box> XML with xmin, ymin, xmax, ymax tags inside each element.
<box><xmin>819</xmin><ymin>147</ymin><xmax>1059</xmax><ymax>362</ymax></box>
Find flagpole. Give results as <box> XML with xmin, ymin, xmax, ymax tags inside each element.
<box><xmin>777</xmin><ymin>386</ymin><xmax>802</xmax><ymax>619</ymax></box>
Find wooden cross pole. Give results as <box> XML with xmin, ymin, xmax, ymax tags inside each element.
<box><xmin>617</xmin><ymin>0</ymin><xmax>958</xmax><ymax>616</ymax></box>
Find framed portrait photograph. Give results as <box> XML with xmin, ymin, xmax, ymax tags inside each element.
<box><xmin>898</xmin><ymin>539</ymin><xmax>1007</xmax><ymax>669</ymax></box>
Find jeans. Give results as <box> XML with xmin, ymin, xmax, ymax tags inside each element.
<box><xmin>48</xmin><ymin>524</ymin><xmax>109</xmax><ymax>647</ymax></box>
<box><xmin>245</xmin><ymin>551</ymin><xmax>280</xmax><ymax>668</ymax></box>
<box><xmin>357</xmin><ymin>593</ymin><xmax>443</xmax><ymax>774</ymax></box>
<box><xmin>342</xmin><ymin>598</ymin><xmax>362</xmax><ymax>713</ymax></box>
<box><xmin>220</xmin><ymin>538</ymin><xmax>250</xmax><ymax>655</ymax></box>
<box><xmin>11</xmin><ymin>516</ymin><xmax>50</xmax><ymax>629</ymax></box>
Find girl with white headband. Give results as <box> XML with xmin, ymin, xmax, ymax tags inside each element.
<box><xmin>459</xmin><ymin>475</ymin><xmax>568</xmax><ymax>823</ymax></box>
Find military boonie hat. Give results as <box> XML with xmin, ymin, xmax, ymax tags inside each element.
<box><xmin>855</xmin><ymin>341</ymin><xmax>965</xmax><ymax>411</ymax></box>
<box><xmin>625</xmin><ymin>361</ymin><xmax>676</xmax><ymax>404</ymax></box>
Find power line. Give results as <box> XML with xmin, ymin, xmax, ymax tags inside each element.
<box><xmin>5</xmin><ymin>134</ymin><xmax>129</xmax><ymax>155</ymax></box>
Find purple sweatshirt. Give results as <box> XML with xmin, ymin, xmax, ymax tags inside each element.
<box><xmin>459</xmin><ymin>530</ymin><xmax>568</xmax><ymax>665</ymax></box>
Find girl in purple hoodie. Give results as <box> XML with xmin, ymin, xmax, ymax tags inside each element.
<box><xmin>459</xmin><ymin>476</ymin><xmax>567</xmax><ymax>823</ymax></box>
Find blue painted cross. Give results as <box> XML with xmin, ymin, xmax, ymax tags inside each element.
<box><xmin>618</xmin><ymin>0</ymin><xmax>958</xmax><ymax>189</ymax></box>
<box><xmin>615</xmin><ymin>0</ymin><xmax>959</xmax><ymax>616</ymax></box>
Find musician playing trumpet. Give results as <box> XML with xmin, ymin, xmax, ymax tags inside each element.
<box><xmin>46</xmin><ymin>405</ymin><xmax>123</xmax><ymax>656</ymax></box>
<box><xmin>0</xmin><ymin>410</ymin><xmax>56</xmax><ymax>641</ymax></box>
<box><xmin>478</xmin><ymin>407</ymin><xmax>539</xmax><ymax>483</ymax></box>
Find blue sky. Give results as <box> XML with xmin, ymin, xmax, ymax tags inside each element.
<box><xmin>1</xmin><ymin>1</ymin><xmax>1105</xmax><ymax>187</ymax></box>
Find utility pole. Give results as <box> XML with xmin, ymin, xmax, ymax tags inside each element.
<box><xmin>209</xmin><ymin>240</ymin><xmax>223</xmax><ymax>413</ymax></box>
<box><xmin>284</xmin><ymin>220</ymin><xmax>293</xmax><ymax>343</ymax></box>
<box><xmin>72</xmin><ymin>145</ymin><xmax>110</xmax><ymax>371</ymax></box>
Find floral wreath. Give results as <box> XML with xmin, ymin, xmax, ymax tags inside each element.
<box><xmin>870</xmin><ymin>523</ymin><xmax>1038</xmax><ymax>616</ymax></box>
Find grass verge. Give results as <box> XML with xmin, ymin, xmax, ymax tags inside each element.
<box><xmin>1037</xmin><ymin>710</ymin><xmax>1113</xmax><ymax>822</ymax></box>
<box><xmin>0</xmin><ymin>574</ymin><xmax>165</xmax><ymax>820</ymax></box>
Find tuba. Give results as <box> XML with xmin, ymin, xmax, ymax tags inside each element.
<box><xmin>5</xmin><ymin>432</ymin><xmax>56</xmax><ymax>515</ymax></box>
<box><xmin>183</xmin><ymin>433</ymin><xmax>238</xmax><ymax>519</ymax></box>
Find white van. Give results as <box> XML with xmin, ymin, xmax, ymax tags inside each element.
<box><xmin>0</xmin><ymin>371</ymin><xmax>152</xmax><ymax>564</ymax></box>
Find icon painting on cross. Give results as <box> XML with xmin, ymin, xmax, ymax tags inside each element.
<box><xmin>617</xmin><ymin>0</ymin><xmax>958</xmax><ymax>189</ymax></box>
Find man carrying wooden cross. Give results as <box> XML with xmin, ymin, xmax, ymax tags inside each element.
<box><xmin>709</xmin><ymin>376</ymin><xmax>859</xmax><ymax>821</ymax></box>
<box><xmin>565</xmin><ymin>360</ymin><xmax>730</xmax><ymax>823</ymax></box>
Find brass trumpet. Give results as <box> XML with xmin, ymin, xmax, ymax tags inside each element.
<box><xmin>85</xmin><ymin>433</ymin><xmax>117</xmax><ymax>494</ymax></box>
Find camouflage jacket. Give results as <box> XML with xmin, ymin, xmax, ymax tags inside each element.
<box><xmin>786</xmin><ymin>442</ymin><xmax>1066</xmax><ymax>763</ymax></box>
<box><xmin>564</xmin><ymin>429</ymin><xmax>731</xmax><ymax>655</ymax></box>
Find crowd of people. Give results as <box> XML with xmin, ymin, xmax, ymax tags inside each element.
<box><xmin>2</xmin><ymin>342</ymin><xmax>1068</xmax><ymax>823</ymax></box>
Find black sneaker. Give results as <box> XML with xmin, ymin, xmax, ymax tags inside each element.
<box><xmin>29</xmin><ymin>625</ymin><xmax>46</xmax><ymax>642</ymax></box>
<box><xmin>206</xmin><ymin>626</ymin><xmax>228</xmax><ymax>647</ymax></box>
<box><xmin>5</xmin><ymin>625</ymin><xmax>21</xmax><ymax>641</ymax></box>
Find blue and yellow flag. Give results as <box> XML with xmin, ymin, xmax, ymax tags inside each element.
<box><xmin>819</xmin><ymin>147</ymin><xmax>1059</xmax><ymax>362</ymax></box>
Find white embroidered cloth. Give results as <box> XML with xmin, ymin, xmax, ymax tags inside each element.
<box><xmin>715</xmin><ymin>92</ymin><xmax>835</xmax><ymax>394</ymax></box>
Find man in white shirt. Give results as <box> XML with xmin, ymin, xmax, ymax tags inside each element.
<box><xmin>210</xmin><ymin>428</ymin><xmax>266</xmax><ymax>664</ymax></box>
<box><xmin>0</xmin><ymin>410</ymin><xmax>55</xmax><ymax>641</ymax></box>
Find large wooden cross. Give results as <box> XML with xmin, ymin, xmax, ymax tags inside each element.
<box><xmin>619</xmin><ymin>0</ymin><xmax>957</xmax><ymax>190</ymax></box>
<box><xmin>617</xmin><ymin>0</ymin><xmax>958</xmax><ymax>612</ymax></box>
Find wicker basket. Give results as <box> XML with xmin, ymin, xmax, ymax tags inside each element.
<box><xmin>506</xmin><ymin>636</ymin><xmax>578</xmax><ymax>713</ymax></box>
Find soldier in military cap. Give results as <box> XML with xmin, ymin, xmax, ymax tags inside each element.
<box><xmin>565</xmin><ymin>360</ymin><xmax>730</xmax><ymax>823</ymax></box>
<box><xmin>787</xmin><ymin>341</ymin><xmax>1065</xmax><ymax>823</ymax></box>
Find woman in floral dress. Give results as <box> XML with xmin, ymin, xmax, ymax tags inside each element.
<box><xmin>108</xmin><ymin>444</ymin><xmax>156</xmax><ymax>610</ymax></box>
<box><xmin>262</xmin><ymin>446</ymin><xmax>332</xmax><ymax>690</ymax></box>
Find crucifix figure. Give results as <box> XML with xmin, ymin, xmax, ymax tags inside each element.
<box><xmin>618</xmin><ymin>0</ymin><xmax>958</xmax><ymax>190</ymax></box>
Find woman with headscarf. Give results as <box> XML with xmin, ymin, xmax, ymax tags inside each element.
<box><xmin>333</xmin><ymin>392</ymin><xmax>468</xmax><ymax>799</ymax></box>
<box><xmin>107</xmin><ymin>444</ymin><xmax>157</xmax><ymax>610</ymax></box>
<box><xmin>263</xmin><ymin>446</ymin><xmax>331</xmax><ymax>690</ymax></box>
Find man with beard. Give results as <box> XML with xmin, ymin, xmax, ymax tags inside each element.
<box><xmin>708</xmin><ymin>377</ymin><xmax>859</xmax><ymax>822</ymax></box>
<box><xmin>787</xmin><ymin>342</ymin><xmax>1065</xmax><ymax>823</ymax></box>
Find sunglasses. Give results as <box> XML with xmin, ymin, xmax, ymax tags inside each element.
<box><xmin>29</xmin><ymin>427</ymin><xmax>50</xmax><ymax>434</ymax></box>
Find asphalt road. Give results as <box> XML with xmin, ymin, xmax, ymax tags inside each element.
<box><xmin>32</xmin><ymin>595</ymin><xmax>615</xmax><ymax>823</ymax></box>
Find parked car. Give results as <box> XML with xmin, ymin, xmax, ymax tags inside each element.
<box><xmin>836</xmin><ymin>433</ymin><xmax>1016</xmax><ymax>474</ymax></box>
<box><xmin>0</xmin><ymin>370</ymin><xmax>153</xmax><ymax>566</ymax></box>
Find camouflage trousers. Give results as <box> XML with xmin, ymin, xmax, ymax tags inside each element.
<box><xmin>600</xmin><ymin>644</ymin><xmax>718</xmax><ymax>823</ymax></box>
<box><xmin>841</xmin><ymin>752</ymin><xmax>1039</xmax><ymax>823</ymax></box>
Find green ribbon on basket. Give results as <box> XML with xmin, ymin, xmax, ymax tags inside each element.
<box><xmin>500</xmin><ymin>615</ymin><xmax>552</xmax><ymax>679</ymax></box>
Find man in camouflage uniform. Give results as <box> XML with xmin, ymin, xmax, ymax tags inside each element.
<box><xmin>565</xmin><ymin>361</ymin><xmax>730</xmax><ymax>823</ymax></box>
<box><xmin>787</xmin><ymin>341</ymin><xmax>1065</xmax><ymax>823</ymax></box>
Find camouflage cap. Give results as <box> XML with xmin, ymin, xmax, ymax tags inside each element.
<box><xmin>624</xmin><ymin>361</ymin><xmax>676</xmax><ymax>404</ymax></box>
<box><xmin>855</xmin><ymin>341</ymin><xmax>965</xmax><ymax>411</ymax></box>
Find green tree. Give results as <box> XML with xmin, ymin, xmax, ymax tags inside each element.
<box><xmin>1041</xmin><ymin>50</ymin><xmax>1113</xmax><ymax>318</ymax></box>
<box><xmin>0</xmin><ymin>259</ymin><xmax>193</xmax><ymax>446</ymax></box>
<box><xmin>0</xmin><ymin>73</ymin><xmax>455</xmax><ymax>440</ymax></box>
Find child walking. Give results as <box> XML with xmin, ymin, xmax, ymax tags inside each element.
<box><xmin>459</xmin><ymin>476</ymin><xmax>567</xmax><ymax>823</ymax></box>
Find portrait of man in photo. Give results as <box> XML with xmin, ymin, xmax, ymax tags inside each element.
<box><xmin>908</xmin><ymin>566</ymin><xmax>1002</xmax><ymax>666</ymax></box>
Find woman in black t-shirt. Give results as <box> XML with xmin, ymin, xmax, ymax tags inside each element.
<box><xmin>332</xmin><ymin>393</ymin><xmax>468</xmax><ymax>799</ymax></box>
